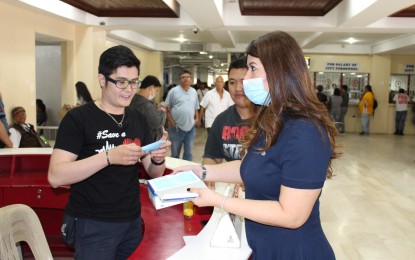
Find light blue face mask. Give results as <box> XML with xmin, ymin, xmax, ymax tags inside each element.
<box><xmin>242</xmin><ymin>77</ymin><xmax>271</xmax><ymax>106</ymax></box>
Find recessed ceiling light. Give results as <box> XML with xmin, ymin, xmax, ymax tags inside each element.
<box><xmin>174</xmin><ymin>34</ymin><xmax>186</xmax><ymax>43</ymax></box>
<box><xmin>345</xmin><ymin>37</ymin><xmax>358</xmax><ymax>44</ymax></box>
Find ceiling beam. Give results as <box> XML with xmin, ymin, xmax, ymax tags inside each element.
<box><xmin>300</xmin><ymin>32</ymin><xmax>325</xmax><ymax>49</ymax></box>
<box><xmin>372</xmin><ymin>33</ymin><xmax>415</xmax><ymax>53</ymax></box>
<box><xmin>177</xmin><ymin>0</ymin><xmax>234</xmax><ymax>47</ymax></box>
<box><xmin>210</xmin><ymin>30</ymin><xmax>236</xmax><ymax>48</ymax></box>
<box><xmin>176</xmin><ymin>0</ymin><xmax>224</xmax><ymax>30</ymax></box>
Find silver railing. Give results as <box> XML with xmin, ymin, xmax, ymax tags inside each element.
<box><xmin>37</xmin><ymin>126</ymin><xmax>58</xmax><ymax>141</ymax></box>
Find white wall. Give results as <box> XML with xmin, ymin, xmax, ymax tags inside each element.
<box><xmin>35</xmin><ymin>45</ymin><xmax>61</xmax><ymax>126</ymax></box>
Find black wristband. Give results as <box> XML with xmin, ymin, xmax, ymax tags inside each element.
<box><xmin>105</xmin><ymin>150</ymin><xmax>111</xmax><ymax>166</ymax></box>
<box><xmin>201</xmin><ymin>165</ymin><xmax>207</xmax><ymax>180</ymax></box>
<box><xmin>151</xmin><ymin>157</ymin><xmax>165</xmax><ymax>166</ymax></box>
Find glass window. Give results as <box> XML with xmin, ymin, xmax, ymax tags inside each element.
<box><xmin>389</xmin><ymin>74</ymin><xmax>415</xmax><ymax>103</ymax></box>
<box><xmin>311</xmin><ymin>72</ymin><xmax>369</xmax><ymax>103</ymax></box>
<box><xmin>342</xmin><ymin>73</ymin><xmax>369</xmax><ymax>102</ymax></box>
<box><xmin>315</xmin><ymin>72</ymin><xmax>341</xmax><ymax>97</ymax></box>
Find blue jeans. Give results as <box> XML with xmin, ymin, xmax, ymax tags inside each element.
<box><xmin>75</xmin><ymin>217</ymin><xmax>142</xmax><ymax>260</ymax></box>
<box><xmin>395</xmin><ymin>110</ymin><xmax>407</xmax><ymax>133</ymax></box>
<box><xmin>168</xmin><ymin>125</ymin><xmax>196</xmax><ymax>161</ymax></box>
<box><xmin>339</xmin><ymin>107</ymin><xmax>348</xmax><ymax>132</ymax></box>
<box><xmin>361</xmin><ymin>113</ymin><xmax>371</xmax><ymax>133</ymax></box>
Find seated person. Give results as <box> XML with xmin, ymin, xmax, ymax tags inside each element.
<box><xmin>9</xmin><ymin>106</ymin><xmax>48</xmax><ymax>148</ymax></box>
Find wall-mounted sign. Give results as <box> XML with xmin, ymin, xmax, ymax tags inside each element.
<box><xmin>404</xmin><ymin>64</ymin><xmax>415</xmax><ymax>73</ymax></box>
<box><xmin>325</xmin><ymin>62</ymin><xmax>359</xmax><ymax>72</ymax></box>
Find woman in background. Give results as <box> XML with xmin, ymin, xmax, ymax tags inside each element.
<box><xmin>60</xmin><ymin>81</ymin><xmax>94</xmax><ymax>119</ymax></box>
<box><xmin>174</xmin><ymin>31</ymin><xmax>338</xmax><ymax>259</ymax></box>
<box><xmin>75</xmin><ymin>81</ymin><xmax>93</xmax><ymax>106</ymax></box>
<box><xmin>36</xmin><ymin>99</ymin><xmax>48</xmax><ymax>126</ymax></box>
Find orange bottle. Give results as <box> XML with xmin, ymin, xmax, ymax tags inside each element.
<box><xmin>183</xmin><ymin>201</ymin><xmax>194</xmax><ymax>219</ymax></box>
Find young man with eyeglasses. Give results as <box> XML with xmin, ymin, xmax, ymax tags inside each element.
<box><xmin>165</xmin><ymin>70</ymin><xmax>200</xmax><ymax>161</ymax></box>
<box><xmin>48</xmin><ymin>45</ymin><xmax>170</xmax><ymax>259</ymax></box>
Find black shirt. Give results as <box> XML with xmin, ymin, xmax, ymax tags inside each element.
<box><xmin>55</xmin><ymin>102</ymin><xmax>153</xmax><ymax>222</ymax></box>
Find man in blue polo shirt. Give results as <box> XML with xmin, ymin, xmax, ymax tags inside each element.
<box><xmin>165</xmin><ymin>70</ymin><xmax>200</xmax><ymax>161</ymax></box>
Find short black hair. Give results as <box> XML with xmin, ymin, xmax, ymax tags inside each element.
<box><xmin>36</xmin><ymin>99</ymin><xmax>46</xmax><ymax>112</ymax></box>
<box><xmin>140</xmin><ymin>75</ymin><xmax>161</xmax><ymax>89</ymax></box>
<box><xmin>228</xmin><ymin>56</ymin><xmax>247</xmax><ymax>75</ymax></box>
<box><xmin>334</xmin><ymin>88</ymin><xmax>341</xmax><ymax>96</ymax></box>
<box><xmin>179</xmin><ymin>70</ymin><xmax>191</xmax><ymax>77</ymax></box>
<box><xmin>98</xmin><ymin>45</ymin><xmax>141</xmax><ymax>76</ymax></box>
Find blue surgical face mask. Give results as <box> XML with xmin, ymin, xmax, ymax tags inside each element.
<box><xmin>243</xmin><ymin>77</ymin><xmax>271</xmax><ymax>106</ymax></box>
<box><xmin>148</xmin><ymin>86</ymin><xmax>156</xmax><ymax>101</ymax></box>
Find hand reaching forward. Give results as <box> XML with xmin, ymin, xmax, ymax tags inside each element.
<box><xmin>188</xmin><ymin>187</ymin><xmax>224</xmax><ymax>208</ymax></box>
<box><xmin>107</xmin><ymin>143</ymin><xmax>145</xmax><ymax>165</ymax></box>
<box><xmin>149</xmin><ymin>131</ymin><xmax>171</xmax><ymax>162</ymax></box>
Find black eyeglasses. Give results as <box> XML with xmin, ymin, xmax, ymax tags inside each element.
<box><xmin>105</xmin><ymin>76</ymin><xmax>141</xmax><ymax>89</ymax></box>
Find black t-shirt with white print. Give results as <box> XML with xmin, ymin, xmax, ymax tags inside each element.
<box><xmin>55</xmin><ymin>102</ymin><xmax>153</xmax><ymax>222</ymax></box>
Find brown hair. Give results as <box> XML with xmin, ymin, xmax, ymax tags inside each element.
<box><xmin>241</xmin><ymin>31</ymin><xmax>340</xmax><ymax>178</ymax></box>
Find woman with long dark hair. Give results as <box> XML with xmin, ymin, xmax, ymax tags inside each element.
<box><xmin>174</xmin><ymin>31</ymin><xmax>339</xmax><ymax>259</ymax></box>
<box><xmin>75</xmin><ymin>81</ymin><xmax>93</xmax><ymax>106</ymax></box>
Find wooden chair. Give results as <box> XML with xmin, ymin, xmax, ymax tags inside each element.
<box><xmin>0</xmin><ymin>204</ymin><xmax>53</xmax><ymax>260</ymax></box>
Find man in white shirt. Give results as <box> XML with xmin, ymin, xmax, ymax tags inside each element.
<box><xmin>196</xmin><ymin>82</ymin><xmax>209</xmax><ymax>127</ymax></box>
<box><xmin>198</xmin><ymin>76</ymin><xmax>234</xmax><ymax>133</ymax></box>
<box><xmin>393</xmin><ymin>88</ymin><xmax>409</xmax><ymax>135</ymax></box>
<box><xmin>196</xmin><ymin>82</ymin><xmax>209</xmax><ymax>103</ymax></box>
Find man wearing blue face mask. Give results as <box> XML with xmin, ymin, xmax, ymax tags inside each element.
<box><xmin>129</xmin><ymin>75</ymin><xmax>166</xmax><ymax>140</ymax></box>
